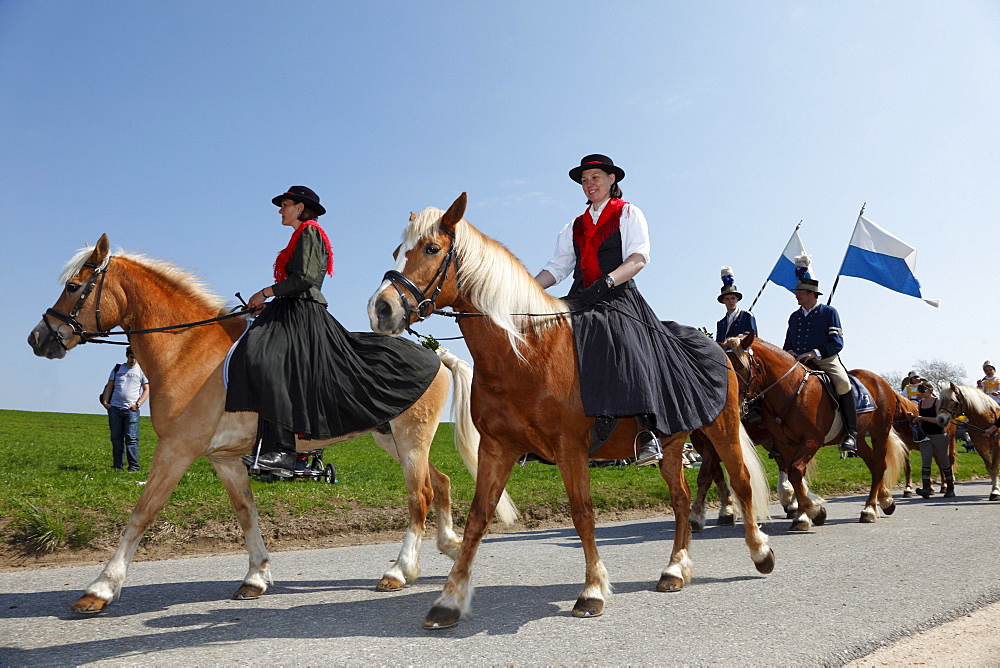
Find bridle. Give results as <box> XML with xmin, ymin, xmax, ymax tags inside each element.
<box><xmin>42</xmin><ymin>260</ymin><xmax>111</xmax><ymax>350</ymax></box>
<box><xmin>729</xmin><ymin>345</ymin><xmax>808</xmax><ymax>424</ymax></box>
<box><xmin>381</xmin><ymin>226</ymin><xmax>460</xmax><ymax>322</ymax></box>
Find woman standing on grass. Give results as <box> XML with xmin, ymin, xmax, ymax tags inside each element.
<box><xmin>910</xmin><ymin>382</ymin><xmax>954</xmax><ymax>498</ymax></box>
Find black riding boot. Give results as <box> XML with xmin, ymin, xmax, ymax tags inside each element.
<box><xmin>943</xmin><ymin>468</ymin><xmax>956</xmax><ymax>498</ymax></box>
<box><xmin>243</xmin><ymin>419</ymin><xmax>297</xmax><ymax>473</ymax></box>
<box><xmin>837</xmin><ymin>389</ymin><xmax>858</xmax><ymax>452</ymax></box>
<box><xmin>916</xmin><ymin>476</ymin><xmax>933</xmax><ymax>498</ymax></box>
<box><xmin>634</xmin><ymin>414</ymin><xmax>663</xmax><ymax>467</ymax></box>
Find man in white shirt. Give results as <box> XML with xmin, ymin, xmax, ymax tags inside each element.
<box><xmin>100</xmin><ymin>346</ymin><xmax>150</xmax><ymax>472</ymax></box>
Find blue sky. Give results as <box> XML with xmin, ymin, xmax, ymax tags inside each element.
<box><xmin>2</xmin><ymin>1</ymin><xmax>998</xmax><ymax>415</ymax></box>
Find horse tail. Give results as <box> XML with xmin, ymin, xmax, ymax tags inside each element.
<box><xmin>436</xmin><ymin>348</ymin><xmax>519</xmax><ymax>525</ymax></box>
<box><xmin>883</xmin><ymin>427</ymin><xmax>908</xmax><ymax>490</ymax></box>
<box><xmin>738</xmin><ymin>423</ymin><xmax>772</xmax><ymax>521</ymax></box>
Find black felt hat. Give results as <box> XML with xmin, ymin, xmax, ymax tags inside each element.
<box><xmin>271</xmin><ymin>185</ymin><xmax>326</xmax><ymax>216</ymax></box>
<box><xmin>569</xmin><ymin>154</ymin><xmax>625</xmax><ymax>184</ymax></box>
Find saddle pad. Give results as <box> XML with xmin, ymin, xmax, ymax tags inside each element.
<box><xmin>850</xmin><ymin>374</ymin><xmax>877</xmax><ymax>414</ymax></box>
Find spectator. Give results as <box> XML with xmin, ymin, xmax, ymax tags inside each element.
<box><xmin>100</xmin><ymin>346</ymin><xmax>149</xmax><ymax>472</ymax></box>
<box><xmin>977</xmin><ymin>361</ymin><xmax>1000</xmax><ymax>403</ymax></box>
<box><xmin>901</xmin><ymin>370</ymin><xmax>922</xmax><ymax>401</ymax></box>
<box><xmin>910</xmin><ymin>382</ymin><xmax>955</xmax><ymax>498</ymax></box>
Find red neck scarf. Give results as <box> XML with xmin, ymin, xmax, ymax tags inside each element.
<box><xmin>572</xmin><ymin>198</ymin><xmax>626</xmax><ymax>287</ymax></box>
<box><xmin>273</xmin><ymin>220</ymin><xmax>334</xmax><ymax>282</ymax></box>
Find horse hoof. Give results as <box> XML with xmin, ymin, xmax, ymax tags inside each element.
<box><xmin>656</xmin><ymin>574</ymin><xmax>685</xmax><ymax>592</ymax></box>
<box><xmin>232</xmin><ymin>583</ymin><xmax>265</xmax><ymax>600</ymax></box>
<box><xmin>423</xmin><ymin>605</ymin><xmax>461</xmax><ymax>630</ymax></box>
<box><xmin>717</xmin><ymin>514</ymin><xmax>735</xmax><ymax>526</ymax></box>
<box><xmin>812</xmin><ymin>506</ymin><xmax>828</xmax><ymax>526</ymax></box>
<box><xmin>754</xmin><ymin>548</ymin><xmax>776</xmax><ymax>574</ymax></box>
<box><xmin>789</xmin><ymin>520</ymin><xmax>811</xmax><ymax>532</ymax></box>
<box><xmin>859</xmin><ymin>510</ymin><xmax>876</xmax><ymax>523</ymax></box>
<box><xmin>572</xmin><ymin>597</ymin><xmax>605</xmax><ymax>617</ymax></box>
<box><xmin>375</xmin><ymin>576</ymin><xmax>406</xmax><ymax>592</ymax></box>
<box><xmin>882</xmin><ymin>500</ymin><xmax>896</xmax><ymax>516</ymax></box>
<box><xmin>902</xmin><ymin>490</ymin><xmax>912</xmax><ymax>498</ymax></box>
<box><xmin>991</xmin><ymin>493</ymin><xmax>1000</xmax><ymax>501</ymax></box>
<box><xmin>690</xmin><ymin>519</ymin><xmax>704</xmax><ymax>533</ymax></box>
<box><xmin>784</xmin><ymin>508</ymin><xmax>796</xmax><ymax>520</ymax></box>
<box><xmin>70</xmin><ymin>594</ymin><xmax>110</xmax><ymax>614</ymax></box>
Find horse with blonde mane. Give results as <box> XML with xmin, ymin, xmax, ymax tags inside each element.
<box><xmin>28</xmin><ymin>233</ymin><xmax>516</xmax><ymax>614</ymax></box>
<box><xmin>937</xmin><ymin>383</ymin><xmax>1000</xmax><ymax>500</ymax></box>
<box><xmin>723</xmin><ymin>333</ymin><xmax>908</xmax><ymax>530</ymax></box>
<box><xmin>368</xmin><ymin>193</ymin><xmax>774</xmax><ymax>629</ymax></box>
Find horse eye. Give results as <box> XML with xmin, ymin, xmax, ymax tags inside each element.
<box><xmin>66</xmin><ymin>282</ymin><xmax>81</xmax><ymax>293</ymax></box>
<box><xmin>424</xmin><ymin>242</ymin><xmax>441</xmax><ymax>255</ymax></box>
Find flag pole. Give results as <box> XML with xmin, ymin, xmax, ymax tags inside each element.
<box><xmin>748</xmin><ymin>221</ymin><xmax>801</xmax><ymax>312</ymax></box>
<box><xmin>826</xmin><ymin>203</ymin><xmax>865</xmax><ymax>306</ymax></box>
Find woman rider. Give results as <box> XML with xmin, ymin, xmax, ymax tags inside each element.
<box><xmin>534</xmin><ymin>155</ymin><xmax>729</xmax><ymax>466</ymax></box>
<box><xmin>225</xmin><ymin>186</ymin><xmax>441</xmax><ymax>473</ymax></box>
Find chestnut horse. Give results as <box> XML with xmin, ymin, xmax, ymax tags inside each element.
<box><xmin>894</xmin><ymin>392</ymin><xmax>956</xmax><ymax>497</ymax></box>
<box><xmin>937</xmin><ymin>384</ymin><xmax>1000</xmax><ymax>500</ymax></box>
<box><xmin>723</xmin><ymin>334</ymin><xmax>907</xmax><ymax>530</ymax></box>
<box><xmin>368</xmin><ymin>193</ymin><xmax>774</xmax><ymax>629</ymax></box>
<box><xmin>27</xmin><ymin>234</ymin><xmax>516</xmax><ymax>614</ymax></box>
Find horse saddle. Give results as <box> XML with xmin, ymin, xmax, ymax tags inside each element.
<box><xmin>810</xmin><ymin>371</ymin><xmax>877</xmax><ymax>444</ymax></box>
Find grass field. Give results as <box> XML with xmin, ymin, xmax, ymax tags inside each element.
<box><xmin>0</xmin><ymin>409</ymin><xmax>989</xmax><ymax>560</ymax></box>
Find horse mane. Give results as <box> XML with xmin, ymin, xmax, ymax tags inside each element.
<box><xmin>407</xmin><ymin>206</ymin><xmax>569</xmax><ymax>355</ymax></box>
<box><xmin>950</xmin><ymin>384</ymin><xmax>1000</xmax><ymax>420</ymax></box>
<box><xmin>59</xmin><ymin>245</ymin><xmax>227</xmax><ymax>313</ymax></box>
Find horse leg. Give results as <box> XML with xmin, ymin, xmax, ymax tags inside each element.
<box><xmin>777</xmin><ymin>470</ymin><xmax>798</xmax><ymax>518</ymax></box>
<box><xmin>428</xmin><ymin>463</ymin><xmax>461</xmax><ymax>559</ymax></box>
<box><xmin>787</xmin><ymin>452</ymin><xmax>823</xmax><ymax>531</ymax></box>
<box><xmin>902</xmin><ymin>452</ymin><xmax>913</xmax><ymax>497</ymax></box>
<box><xmin>700</xmin><ymin>422</ymin><xmax>773</xmax><ymax>573</ymax></box>
<box><xmin>657</xmin><ymin>435</ymin><xmax>694</xmax><ymax>591</ymax></box>
<box><xmin>715</xmin><ymin>467</ymin><xmax>736</xmax><ymax>526</ymax></box>
<box><xmin>553</xmin><ymin>451</ymin><xmax>611</xmax><ymax>616</ymax></box>
<box><xmin>70</xmin><ymin>445</ymin><xmax>201</xmax><ymax>613</ymax></box>
<box><xmin>983</xmin><ymin>440</ymin><xmax>1000</xmax><ymax>501</ymax></box>
<box><xmin>877</xmin><ymin>429</ymin><xmax>906</xmax><ymax>517</ymax></box>
<box><xmin>853</xmin><ymin>436</ymin><xmax>884</xmax><ymax>523</ymax></box>
<box><xmin>372</xmin><ymin>426</ymin><xmax>435</xmax><ymax>591</ymax></box>
<box><xmin>207</xmin><ymin>455</ymin><xmax>272</xmax><ymax>600</ymax></box>
<box><xmin>688</xmin><ymin>432</ymin><xmax>716</xmax><ymax>532</ymax></box>
<box><xmin>424</xmin><ymin>446</ymin><xmax>518</xmax><ymax>629</ymax></box>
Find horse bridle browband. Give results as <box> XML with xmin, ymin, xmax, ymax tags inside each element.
<box><xmin>42</xmin><ymin>261</ymin><xmax>110</xmax><ymax>350</ymax></box>
<box><xmin>381</xmin><ymin>226</ymin><xmax>460</xmax><ymax>322</ymax></box>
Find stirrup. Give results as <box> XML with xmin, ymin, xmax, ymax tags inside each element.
<box><xmin>839</xmin><ymin>433</ymin><xmax>857</xmax><ymax>452</ymax></box>
<box><xmin>634</xmin><ymin>431</ymin><xmax>662</xmax><ymax>466</ymax></box>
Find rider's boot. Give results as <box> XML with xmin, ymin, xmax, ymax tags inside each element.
<box><xmin>249</xmin><ymin>420</ymin><xmax>298</xmax><ymax>474</ymax></box>
<box><xmin>634</xmin><ymin>414</ymin><xmax>663</xmax><ymax>467</ymax></box>
<box><xmin>837</xmin><ymin>389</ymin><xmax>858</xmax><ymax>452</ymax></box>
<box><xmin>943</xmin><ymin>468</ymin><xmax>956</xmax><ymax>498</ymax></box>
<box><xmin>916</xmin><ymin>476</ymin><xmax>933</xmax><ymax>499</ymax></box>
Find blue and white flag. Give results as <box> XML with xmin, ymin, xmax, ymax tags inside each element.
<box><xmin>767</xmin><ymin>228</ymin><xmax>810</xmax><ymax>291</ymax></box>
<box><xmin>838</xmin><ymin>215</ymin><xmax>939</xmax><ymax>307</ymax></box>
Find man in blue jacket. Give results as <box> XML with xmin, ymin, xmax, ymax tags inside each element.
<box><xmin>715</xmin><ymin>266</ymin><xmax>757</xmax><ymax>343</ymax></box>
<box><xmin>782</xmin><ymin>277</ymin><xmax>857</xmax><ymax>452</ymax></box>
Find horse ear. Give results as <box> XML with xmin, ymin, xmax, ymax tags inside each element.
<box><xmin>739</xmin><ymin>332</ymin><xmax>755</xmax><ymax>349</ymax></box>
<box><xmin>90</xmin><ymin>234</ymin><xmax>110</xmax><ymax>265</ymax></box>
<box><xmin>950</xmin><ymin>381</ymin><xmax>958</xmax><ymax>393</ymax></box>
<box><xmin>409</xmin><ymin>212</ymin><xmax>417</xmax><ymax>222</ymax></box>
<box><xmin>440</xmin><ymin>192</ymin><xmax>467</xmax><ymax>232</ymax></box>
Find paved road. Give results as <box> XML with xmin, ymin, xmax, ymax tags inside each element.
<box><xmin>2</xmin><ymin>481</ymin><xmax>999</xmax><ymax>666</ymax></box>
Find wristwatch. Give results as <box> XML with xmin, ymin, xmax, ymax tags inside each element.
<box><xmin>604</xmin><ymin>275</ymin><xmax>616</xmax><ymax>289</ymax></box>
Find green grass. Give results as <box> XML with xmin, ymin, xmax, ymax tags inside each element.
<box><xmin>0</xmin><ymin>409</ymin><xmax>991</xmax><ymax>556</ymax></box>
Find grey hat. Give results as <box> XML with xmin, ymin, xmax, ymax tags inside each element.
<box><xmin>794</xmin><ymin>277</ymin><xmax>823</xmax><ymax>295</ymax></box>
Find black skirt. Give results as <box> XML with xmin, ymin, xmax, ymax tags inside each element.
<box><xmin>225</xmin><ymin>297</ymin><xmax>441</xmax><ymax>439</ymax></box>
<box><xmin>572</xmin><ymin>285</ymin><xmax>729</xmax><ymax>436</ymax></box>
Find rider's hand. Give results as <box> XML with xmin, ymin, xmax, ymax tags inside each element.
<box><xmin>579</xmin><ymin>276</ymin><xmax>613</xmax><ymax>306</ymax></box>
<box><xmin>247</xmin><ymin>289</ymin><xmax>269</xmax><ymax>311</ymax></box>
<box><xmin>796</xmin><ymin>351</ymin><xmax>817</xmax><ymax>363</ymax></box>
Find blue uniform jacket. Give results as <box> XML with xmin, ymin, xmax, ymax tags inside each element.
<box><xmin>715</xmin><ymin>310</ymin><xmax>757</xmax><ymax>343</ymax></box>
<box><xmin>783</xmin><ymin>303</ymin><xmax>844</xmax><ymax>359</ymax></box>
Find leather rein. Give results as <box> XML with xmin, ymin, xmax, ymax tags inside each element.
<box><xmin>381</xmin><ymin>226</ymin><xmax>460</xmax><ymax>323</ymax></box>
<box><xmin>42</xmin><ymin>260</ymin><xmax>250</xmax><ymax>350</ymax></box>
<box><xmin>733</xmin><ymin>348</ymin><xmax>809</xmax><ymax>425</ymax></box>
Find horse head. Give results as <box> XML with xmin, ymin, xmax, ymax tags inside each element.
<box><xmin>28</xmin><ymin>234</ymin><xmax>118</xmax><ymax>359</ymax></box>
<box><xmin>369</xmin><ymin>193</ymin><xmax>467</xmax><ymax>335</ymax></box>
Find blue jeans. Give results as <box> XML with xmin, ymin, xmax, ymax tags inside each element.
<box><xmin>108</xmin><ymin>406</ymin><xmax>140</xmax><ymax>470</ymax></box>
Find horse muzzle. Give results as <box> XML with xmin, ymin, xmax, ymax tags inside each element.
<box><xmin>368</xmin><ymin>288</ymin><xmax>408</xmax><ymax>336</ymax></box>
<box><xmin>27</xmin><ymin>320</ymin><xmax>68</xmax><ymax>359</ymax></box>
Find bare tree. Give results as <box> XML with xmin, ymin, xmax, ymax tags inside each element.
<box><xmin>880</xmin><ymin>370</ymin><xmax>905</xmax><ymax>391</ymax></box>
<box><xmin>914</xmin><ymin>358</ymin><xmax>969</xmax><ymax>387</ymax></box>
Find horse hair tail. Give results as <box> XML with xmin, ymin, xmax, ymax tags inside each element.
<box><xmin>883</xmin><ymin>427</ymin><xmax>909</xmax><ymax>490</ymax></box>
<box><xmin>739</xmin><ymin>423</ymin><xmax>772</xmax><ymax>522</ymax></box>
<box><xmin>435</xmin><ymin>348</ymin><xmax>519</xmax><ymax>525</ymax></box>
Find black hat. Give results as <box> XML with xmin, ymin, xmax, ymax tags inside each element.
<box><xmin>718</xmin><ymin>266</ymin><xmax>743</xmax><ymax>303</ymax></box>
<box><xmin>272</xmin><ymin>185</ymin><xmax>326</xmax><ymax>216</ymax></box>
<box><xmin>569</xmin><ymin>154</ymin><xmax>625</xmax><ymax>184</ymax></box>
<box><xmin>794</xmin><ymin>277</ymin><xmax>823</xmax><ymax>295</ymax></box>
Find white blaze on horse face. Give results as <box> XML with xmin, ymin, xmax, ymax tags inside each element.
<box><xmin>367</xmin><ymin>234</ymin><xmax>422</xmax><ymax>333</ymax></box>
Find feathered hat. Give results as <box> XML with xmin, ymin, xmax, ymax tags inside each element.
<box><xmin>718</xmin><ymin>266</ymin><xmax>743</xmax><ymax>303</ymax></box>
<box><xmin>793</xmin><ymin>252</ymin><xmax>822</xmax><ymax>294</ymax></box>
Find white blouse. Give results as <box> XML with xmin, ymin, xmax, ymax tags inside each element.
<box><xmin>540</xmin><ymin>199</ymin><xmax>652</xmax><ymax>285</ymax></box>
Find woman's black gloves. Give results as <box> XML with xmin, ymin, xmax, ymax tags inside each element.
<box><xmin>579</xmin><ymin>275</ymin><xmax>614</xmax><ymax>306</ymax></box>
